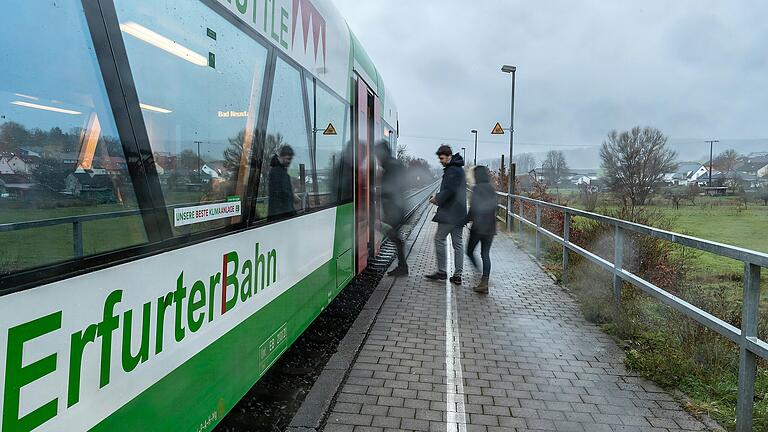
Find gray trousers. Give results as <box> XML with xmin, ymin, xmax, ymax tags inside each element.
<box><xmin>435</xmin><ymin>223</ymin><xmax>464</xmax><ymax>275</ymax></box>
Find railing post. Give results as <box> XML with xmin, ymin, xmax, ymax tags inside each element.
<box><xmin>535</xmin><ymin>203</ymin><xmax>541</xmax><ymax>259</ymax></box>
<box><xmin>73</xmin><ymin>221</ymin><xmax>83</xmax><ymax>258</ymax></box>
<box><xmin>613</xmin><ymin>225</ymin><xmax>623</xmax><ymax>310</ymax></box>
<box><xmin>506</xmin><ymin>193</ymin><xmax>512</xmax><ymax>231</ymax></box>
<box><xmin>518</xmin><ymin>197</ymin><xmax>523</xmax><ymax>235</ymax></box>
<box><xmin>562</xmin><ymin>211</ymin><xmax>570</xmax><ymax>287</ymax></box>
<box><xmin>736</xmin><ymin>262</ymin><xmax>761</xmax><ymax>432</ymax></box>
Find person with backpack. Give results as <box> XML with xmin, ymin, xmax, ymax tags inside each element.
<box><xmin>465</xmin><ymin>165</ymin><xmax>497</xmax><ymax>294</ymax></box>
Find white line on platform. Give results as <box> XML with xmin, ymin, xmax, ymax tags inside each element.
<box><xmin>445</xmin><ymin>244</ymin><xmax>467</xmax><ymax>432</ymax></box>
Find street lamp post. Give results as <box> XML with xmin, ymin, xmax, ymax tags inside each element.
<box><xmin>194</xmin><ymin>140</ymin><xmax>203</xmax><ymax>182</ymax></box>
<box><xmin>471</xmin><ymin>129</ymin><xmax>478</xmax><ymax>166</ymax></box>
<box><xmin>502</xmin><ymin>65</ymin><xmax>517</xmax><ymax>229</ymax></box>
<box><xmin>706</xmin><ymin>140</ymin><xmax>719</xmax><ymax>188</ymax></box>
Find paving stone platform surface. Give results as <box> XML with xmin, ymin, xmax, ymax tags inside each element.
<box><xmin>323</xmin><ymin>212</ymin><xmax>712</xmax><ymax>432</ymax></box>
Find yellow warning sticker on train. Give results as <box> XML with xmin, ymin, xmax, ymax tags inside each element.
<box><xmin>491</xmin><ymin>122</ymin><xmax>505</xmax><ymax>135</ymax></box>
<box><xmin>323</xmin><ymin>123</ymin><xmax>338</xmax><ymax>135</ymax></box>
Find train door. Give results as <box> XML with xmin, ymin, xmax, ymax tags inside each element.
<box><xmin>355</xmin><ymin>78</ymin><xmax>371</xmax><ymax>272</ymax></box>
<box><xmin>371</xmin><ymin>96</ymin><xmax>383</xmax><ymax>257</ymax></box>
<box><xmin>355</xmin><ymin>77</ymin><xmax>383</xmax><ymax>273</ymax></box>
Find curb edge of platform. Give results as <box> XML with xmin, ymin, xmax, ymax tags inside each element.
<box><xmin>286</xmin><ymin>204</ymin><xmax>433</xmax><ymax>432</ymax></box>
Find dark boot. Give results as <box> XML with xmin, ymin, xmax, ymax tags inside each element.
<box><xmin>388</xmin><ymin>265</ymin><xmax>409</xmax><ymax>276</ymax></box>
<box><xmin>425</xmin><ymin>272</ymin><xmax>447</xmax><ymax>280</ymax></box>
<box><xmin>449</xmin><ymin>274</ymin><xmax>462</xmax><ymax>285</ymax></box>
<box><xmin>473</xmin><ymin>277</ymin><xmax>489</xmax><ymax>294</ymax></box>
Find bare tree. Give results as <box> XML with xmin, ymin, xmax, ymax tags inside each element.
<box><xmin>714</xmin><ymin>148</ymin><xmax>740</xmax><ymax>172</ymax></box>
<box><xmin>758</xmin><ymin>184</ymin><xmax>768</xmax><ymax>206</ymax></box>
<box><xmin>685</xmin><ymin>183</ymin><xmax>700</xmax><ymax>206</ymax></box>
<box><xmin>663</xmin><ymin>187</ymin><xmax>684</xmax><ymax>210</ymax></box>
<box><xmin>600</xmin><ymin>126</ymin><xmax>677</xmax><ymax>211</ymax></box>
<box><xmin>513</xmin><ymin>152</ymin><xmax>537</xmax><ymax>174</ymax></box>
<box><xmin>542</xmin><ymin>150</ymin><xmax>569</xmax><ymax>186</ymax></box>
<box><xmin>396</xmin><ymin>144</ymin><xmax>408</xmax><ymax>161</ymax></box>
<box><xmin>580</xmin><ymin>184</ymin><xmax>599</xmax><ymax>211</ymax></box>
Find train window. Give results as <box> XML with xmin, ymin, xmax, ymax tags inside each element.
<box><xmin>255</xmin><ymin>58</ymin><xmax>312</xmax><ymax>222</ymax></box>
<box><xmin>114</xmin><ymin>0</ymin><xmax>268</xmax><ymax>234</ymax></box>
<box><xmin>306</xmin><ymin>78</ymin><xmax>351</xmax><ymax>207</ymax></box>
<box><xmin>0</xmin><ymin>3</ymin><xmax>148</xmax><ymax>275</ymax></box>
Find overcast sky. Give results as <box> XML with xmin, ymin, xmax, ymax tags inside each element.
<box><xmin>333</xmin><ymin>1</ymin><xmax>768</xmax><ymax>168</ymax></box>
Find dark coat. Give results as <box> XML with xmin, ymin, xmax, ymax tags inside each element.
<box><xmin>432</xmin><ymin>153</ymin><xmax>467</xmax><ymax>226</ymax></box>
<box><xmin>267</xmin><ymin>155</ymin><xmax>295</xmax><ymax>219</ymax></box>
<box><xmin>380</xmin><ymin>157</ymin><xmax>406</xmax><ymax>227</ymax></box>
<box><xmin>467</xmin><ymin>167</ymin><xmax>497</xmax><ymax>236</ymax></box>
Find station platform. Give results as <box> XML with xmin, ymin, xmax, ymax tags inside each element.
<box><xmin>297</xmin><ymin>209</ymin><xmax>717</xmax><ymax>432</ymax></box>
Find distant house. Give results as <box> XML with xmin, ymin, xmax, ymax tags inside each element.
<box><xmin>735</xmin><ymin>154</ymin><xmax>768</xmax><ymax>178</ymax></box>
<box><xmin>7</xmin><ymin>156</ymin><xmax>31</xmax><ymax>174</ymax></box>
<box><xmin>65</xmin><ymin>172</ymin><xmax>115</xmax><ymax>202</ymax></box>
<box><xmin>664</xmin><ymin>162</ymin><xmax>708</xmax><ymax>186</ymax></box>
<box><xmin>58</xmin><ymin>152</ymin><xmax>82</xmax><ymax>167</ymax></box>
<box><xmin>0</xmin><ymin>174</ymin><xmax>35</xmax><ymax>199</ymax></box>
<box><xmin>571</xmin><ymin>175</ymin><xmax>598</xmax><ymax>186</ymax></box>
<box><xmin>708</xmin><ymin>171</ymin><xmax>762</xmax><ymax>191</ymax></box>
<box><xmin>201</xmin><ymin>164</ymin><xmax>221</xmax><ymax>179</ymax></box>
<box><xmin>0</xmin><ymin>157</ymin><xmax>13</xmax><ymax>175</ymax></box>
<box><xmin>18</xmin><ymin>148</ymin><xmax>41</xmax><ymax>158</ymax></box>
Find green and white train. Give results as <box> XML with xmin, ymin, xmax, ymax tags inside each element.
<box><xmin>0</xmin><ymin>1</ymin><xmax>397</xmax><ymax>431</ymax></box>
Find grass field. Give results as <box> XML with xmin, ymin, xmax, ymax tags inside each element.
<box><xmin>0</xmin><ymin>204</ymin><xmax>147</xmax><ymax>273</ymax></box>
<box><xmin>0</xmin><ymin>188</ymin><xmax>213</xmax><ymax>273</ymax></box>
<box><xmin>556</xmin><ymin>192</ymin><xmax>768</xmax><ymax>275</ymax></box>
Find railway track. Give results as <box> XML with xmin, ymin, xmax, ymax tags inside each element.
<box><xmin>215</xmin><ymin>181</ymin><xmax>439</xmax><ymax>432</ymax></box>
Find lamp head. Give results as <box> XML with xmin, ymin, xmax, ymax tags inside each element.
<box><xmin>501</xmin><ymin>65</ymin><xmax>517</xmax><ymax>73</ymax></box>
<box><xmin>471</xmin><ymin>129</ymin><xmax>477</xmax><ymax>134</ymax></box>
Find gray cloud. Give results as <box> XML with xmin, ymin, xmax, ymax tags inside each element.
<box><xmin>334</xmin><ymin>0</ymin><xmax>768</xmax><ymax>168</ymax></box>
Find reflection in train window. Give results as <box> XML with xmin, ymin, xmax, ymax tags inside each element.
<box><xmin>256</xmin><ymin>58</ymin><xmax>312</xmax><ymax>222</ymax></box>
<box><xmin>307</xmin><ymin>78</ymin><xmax>350</xmax><ymax>207</ymax></box>
<box><xmin>0</xmin><ymin>2</ymin><xmax>147</xmax><ymax>275</ymax></box>
<box><xmin>114</xmin><ymin>0</ymin><xmax>268</xmax><ymax>234</ymax></box>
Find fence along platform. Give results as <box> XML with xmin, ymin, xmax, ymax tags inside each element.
<box><xmin>501</xmin><ymin>192</ymin><xmax>766</xmax><ymax>432</ymax></box>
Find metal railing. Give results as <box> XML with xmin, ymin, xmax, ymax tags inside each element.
<box><xmin>0</xmin><ymin>181</ymin><xmax>439</xmax><ymax>262</ymax></box>
<box><xmin>497</xmin><ymin>192</ymin><xmax>767</xmax><ymax>432</ymax></box>
<box><xmin>0</xmin><ymin>192</ymin><xmax>332</xmax><ymax>259</ymax></box>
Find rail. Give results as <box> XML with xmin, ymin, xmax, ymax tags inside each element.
<box><xmin>403</xmin><ymin>180</ymin><xmax>440</xmax><ymax>219</ymax></box>
<box><xmin>496</xmin><ymin>192</ymin><xmax>765</xmax><ymax>432</ymax></box>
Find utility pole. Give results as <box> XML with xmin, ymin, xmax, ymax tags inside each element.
<box><xmin>471</xmin><ymin>129</ymin><xmax>478</xmax><ymax>165</ymax></box>
<box><xmin>194</xmin><ymin>140</ymin><xmax>203</xmax><ymax>181</ymax></box>
<box><xmin>706</xmin><ymin>139</ymin><xmax>719</xmax><ymax>187</ymax></box>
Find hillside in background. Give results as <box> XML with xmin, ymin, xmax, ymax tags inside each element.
<box><xmin>480</xmin><ymin>138</ymin><xmax>768</xmax><ymax>170</ymax></box>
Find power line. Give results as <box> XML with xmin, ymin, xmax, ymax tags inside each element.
<box><xmin>399</xmin><ymin>134</ymin><xmax>768</xmax><ymax>149</ymax></box>
<box><xmin>399</xmin><ymin>134</ymin><xmax>594</xmax><ymax>148</ymax></box>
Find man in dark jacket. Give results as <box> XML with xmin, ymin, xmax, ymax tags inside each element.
<box><xmin>426</xmin><ymin>145</ymin><xmax>467</xmax><ymax>284</ymax></box>
<box><xmin>466</xmin><ymin>165</ymin><xmax>497</xmax><ymax>293</ymax></box>
<box><xmin>375</xmin><ymin>141</ymin><xmax>408</xmax><ymax>276</ymax></box>
<box><xmin>267</xmin><ymin>145</ymin><xmax>296</xmax><ymax>221</ymax></box>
